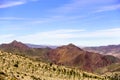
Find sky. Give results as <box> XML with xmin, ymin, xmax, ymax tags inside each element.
<box><xmin>0</xmin><ymin>0</ymin><xmax>120</xmax><ymax>46</ymax></box>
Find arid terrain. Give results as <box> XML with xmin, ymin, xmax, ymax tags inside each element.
<box><xmin>0</xmin><ymin>41</ymin><xmax>120</xmax><ymax>80</ymax></box>
<box><xmin>84</xmin><ymin>45</ymin><xmax>120</xmax><ymax>59</ymax></box>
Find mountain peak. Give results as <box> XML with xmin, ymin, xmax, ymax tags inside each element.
<box><xmin>10</xmin><ymin>40</ymin><xmax>25</xmax><ymax>46</ymax></box>
<box><xmin>12</xmin><ymin>40</ymin><xmax>18</xmax><ymax>42</ymax></box>
<box><xmin>0</xmin><ymin>40</ymin><xmax>30</xmax><ymax>51</ymax></box>
<box><xmin>11</xmin><ymin>40</ymin><xmax>20</xmax><ymax>44</ymax></box>
<box><xmin>65</xmin><ymin>43</ymin><xmax>83</xmax><ymax>51</ymax></box>
<box><xmin>48</xmin><ymin>44</ymin><xmax>120</xmax><ymax>71</ymax></box>
<box><xmin>11</xmin><ymin>40</ymin><xmax>30</xmax><ymax>49</ymax></box>
<box><xmin>67</xmin><ymin>43</ymin><xmax>76</xmax><ymax>47</ymax></box>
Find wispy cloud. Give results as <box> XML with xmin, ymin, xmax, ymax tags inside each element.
<box><xmin>20</xmin><ymin>28</ymin><xmax>120</xmax><ymax>46</ymax></box>
<box><xmin>0</xmin><ymin>34</ymin><xmax>15</xmax><ymax>44</ymax></box>
<box><xmin>0</xmin><ymin>17</ymin><xmax>27</xmax><ymax>20</ymax></box>
<box><xmin>28</xmin><ymin>15</ymin><xmax>85</xmax><ymax>25</ymax></box>
<box><xmin>95</xmin><ymin>4</ymin><xmax>120</xmax><ymax>13</ymax></box>
<box><xmin>11</xmin><ymin>29</ymin><xmax>85</xmax><ymax>45</ymax></box>
<box><xmin>0</xmin><ymin>0</ymin><xmax>38</xmax><ymax>8</ymax></box>
<box><xmin>0</xmin><ymin>34</ymin><xmax>14</xmax><ymax>38</ymax></box>
<box><xmin>52</xmin><ymin>0</ymin><xmax>116</xmax><ymax>14</ymax></box>
<box><xmin>1</xmin><ymin>28</ymin><xmax>120</xmax><ymax>46</ymax></box>
<box><xmin>18</xmin><ymin>29</ymin><xmax>85</xmax><ymax>39</ymax></box>
<box><xmin>49</xmin><ymin>0</ymin><xmax>118</xmax><ymax>22</ymax></box>
<box><xmin>0</xmin><ymin>1</ymin><xmax>25</xmax><ymax>8</ymax></box>
<box><xmin>13</xmin><ymin>28</ymin><xmax>120</xmax><ymax>40</ymax></box>
<box><xmin>1</xmin><ymin>26</ymin><xmax>28</xmax><ymax>31</ymax></box>
<box><xmin>84</xmin><ymin>28</ymin><xmax>120</xmax><ymax>38</ymax></box>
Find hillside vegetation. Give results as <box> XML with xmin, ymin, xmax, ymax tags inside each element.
<box><xmin>0</xmin><ymin>50</ymin><xmax>112</xmax><ymax>80</ymax></box>
<box><xmin>1</xmin><ymin>41</ymin><xmax>119</xmax><ymax>69</ymax></box>
<box><xmin>95</xmin><ymin>63</ymin><xmax>120</xmax><ymax>74</ymax></box>
<box><xmin>0</xmin><ymin>41</ymin><xmax>119</xmax><ymax>80</ymax></box>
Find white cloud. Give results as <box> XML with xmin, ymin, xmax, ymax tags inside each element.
<box><xmin>86</xmin><ymin>28</ymin><xmax>120</xmax><ymax>38</ymax></box>
<box><xmin>95</xmin><ymin>4</ymin><xmax>120</xmax><ymax>13</ymax></box>
<box><xmin>1</xmin><ymin>28</ymin><xmax>120</xmax><ymax>46</ymax></box>
<box><xmin>17</xmin><ymin>29</ymin><xmax>85</xmax><ymax>39</ymax></box>
<box><xmin>1</xmin><ymin>26</ymin><xmax>28</xmax><ymax>31</ymax></box>
<box><xmin>0</xmin><ymin>17</ymin><xmax>27</xmax><ymax>20</ymax></box>
<box><xmin>0</xmin><ymin>34</ymin><xmax>15</xmax><ymax>44</ymax></box>
<box><xmin>52</xmin><ymin>0</ymin><xmax>117</xmax><ymax>14</ymax></box>
<box><xmin>99</xmin><ymin>28</ymin><xmax>120</xmax><ymax>32</ymax></box>
<box><xmin>12</xmin><ymin>28</ymin><xmax>120</xmax><ymax>41</ymax></box>
<box><xmin>0</xmin><ymin>34</ymin><xmax>14</xmax><ymax>38</ymax></box>
<box><xmin>29</xmin><ymin>15</ymin><xmax>85</xmax><ymax>25</ymax></box>
<box><xmin>70</xmin><ymin>28</ymin><xmax>120</xmax><ymax>38</ymax></box>
<box><xmin>0</xmin><ymin>1</ymin><xmax>26</xmax><ymax>8</ymax></box>
<box><xmin>0</xmin><ymin>0</ymin><xmax>38</xmax><ymax>8</ymax></box>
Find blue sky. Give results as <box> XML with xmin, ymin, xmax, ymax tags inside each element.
<box><xmin>0</xmin><ymin>0</ymin><xmax>120</xmax><ymax>46</ymax></box>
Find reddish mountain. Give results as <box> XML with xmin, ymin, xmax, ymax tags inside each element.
<box><xmin>1</xmin><ymin>41</ymin><xmax>119</xmax><ymax>72</ymax></box>
<box><xmin>0</xmin><ymin>40</ymin><xmax>30</xmax><ymax>51</ymax></box>
<box><xmin>0</xmin><ymin>40</ymin><xmax>51</xmax><ymax>62</ymax></box>
<box><xmin>84</xmin><ymin>45</ymin><xmax>120</xmax><ymax>59</ymax></box>
<box><xmin>47</xmin><ymin>44</ymin><xmax>120</xmax><ymax>72</ymax></box>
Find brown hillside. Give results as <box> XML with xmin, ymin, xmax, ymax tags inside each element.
<box><xmin>47</xmin><ymin>44</ymin><xmax>120</xmax><ymax>72</ymax></box>
<box><xmin>0</xmin><ymin>40</ymin><xmax>51</xmax><ymax>62</ymax></box>
<box><xmin>0</xmin><ymin>40</ymin><xmax>30</xmax><ymax>51</ymax></box>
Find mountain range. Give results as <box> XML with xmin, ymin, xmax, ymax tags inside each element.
<box><xmin>47</xmin><ymin>43</ymin><xmax>119</xmax><ymax>72</ymax></box>
<box><xmin>0</xmin><ymin>40</ymin><xmax>119</xmax><ymax>72</ymax></box>
<box><xmin>84</xmin><ymin>45</ymin><xmax>120</xmax><ymax>59</ymax></box>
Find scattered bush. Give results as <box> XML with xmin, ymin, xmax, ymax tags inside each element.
<box><xmin>14</xmin><ymin>61</ymin><xmax>19</xmax><ymax>67</ymax></box>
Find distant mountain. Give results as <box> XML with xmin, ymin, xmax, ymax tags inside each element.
<box><xmin>84</xmin><ymin>44</ymin><xmax>120</xmax><ymax>59</ymax></box>
<box><xmin>47</xmin><ymin>44</ymin><xmax>120</xmax><ymax>72</ymax></box>
<box><xmin>0</xmin><ymin>41</ymin><xmax>119</xmax><ymax>72</ymax></box>
<box><xmin>0</xmin><ymin>40</ymin><xmax>51</xmax><ymax>62</ymax></box>
<box><xmin>26</xmin><ymin>43</ymin><xmax>57</xmax><ymax>49</ymax></box>
<box><xmin>0</xmin><ymin>40</ymin><xmax>30</xmax><ymax>51</ymax></box>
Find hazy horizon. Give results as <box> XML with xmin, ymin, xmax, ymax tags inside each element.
<box><xmin>0</xmin><ymin>0</ymin><xmax>120</xmax><ymax>46</ymax></box>
<box><xmin>0</xmin><ymin>40</ymin><xmax>120</xmax><ymax>47</ymax></box>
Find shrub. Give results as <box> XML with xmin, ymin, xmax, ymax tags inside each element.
<box><xmin>14</xmin><ymin>61</ymin><xmax>19</xmax><ymax>67</ymax></box>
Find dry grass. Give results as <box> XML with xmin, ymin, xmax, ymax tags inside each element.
<box><xmin>0</xmin><ymin>50</ymin><xmax>117</xmax><ymax>80</ymax></box>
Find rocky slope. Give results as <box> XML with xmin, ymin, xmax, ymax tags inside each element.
<box><xmin>47</xmin><ymin>44</ymin><xmax>120</xmax><ymax>72</ymax></box>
